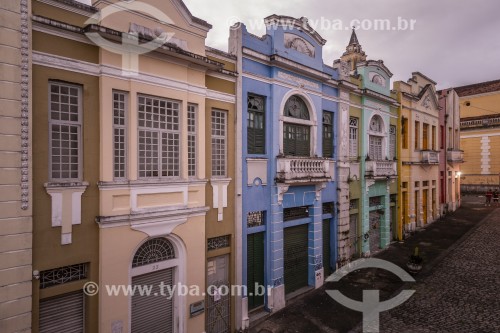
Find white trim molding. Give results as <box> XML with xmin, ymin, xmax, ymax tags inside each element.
<box><xmin>44</xmin><ymin>182</ymin><xmax>89</xmax><ymax>245</ymax></box>
<box><xmin>210</xmin><ymin>178</ymin><xmax>232</xmax><ymax>221</ymax></box>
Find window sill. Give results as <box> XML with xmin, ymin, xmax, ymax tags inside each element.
<box><xmin>44</xmin><ymin>181</ymin><xmax>89</xmax><ymax>189</ymax></box>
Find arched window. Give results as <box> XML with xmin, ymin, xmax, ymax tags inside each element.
<box><xmin>368</xmin><ymin>115</ymin><xmax>385</xmax><ymax>161</ymax></box>
<box><xmin>283</xmin><ymin>95</ymin><xmax>311</xmax><ymax>156</ymax></box>
<box><xmin>132</xmin><ymin>238</ymin><xmax>175</xmax><ymax>268</ymax></box>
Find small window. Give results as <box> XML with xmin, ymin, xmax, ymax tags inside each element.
<box><xmin>247</xmin><ymin>211</ymin><xmax>265</xmax><ymax>228</ymax></box>
<box><xmin>322</xmin><ymin>111</ymin><xmax>334</xmax><ymax>158</ymax></box>
<box><xmin>415</xmin><ymin>121</ymin><xmax>420</xmax><ymax>150</ymax></box>
<box><xmin>212</xmin><ymin>109</ymin><xmax>227</xmax><ymax>177</ymax></box>
<box><xmin>49</xmin><ymin>81</ymin><xmax>82</xmax><ymax>181</ymax></box>
<box><xmin>187</xmin><ymin>104</ymin><xmax>197</xmax><ymax>177</ymax></box>
<box><xmin>389</xmin><ymin>125</ymin><xmax>396</xmax><ymax>159</ymax></box>
<box><xmin>322</xmin><ymin>202</ymin><xmax>334</xmax><ymax>214</ymax></box>
<box><xmin>247</xmin><ymin>94</ymin><xmax>265</xmax><ymax>154</ymax></box>
<box><xmin>349</xmin><ymin>117</ymin><xmax>359</xmax><ymax>158</ymax></box>
<box><xmin>284</xmin><ymin>206</ymin><xmax>309</xmax><ymax>221</ymax></box>
<box><xmin>402</xmin><ymin>117</ymin><xmax>408</xmax><ymax>149</ymax></box>
<box><xmin>113</xmin><ymin>91</ymin><xmax>127</xmax><ymax>179</ymax></box>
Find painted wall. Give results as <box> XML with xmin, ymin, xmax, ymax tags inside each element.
<box><xmin>0</xmin><ymin>1</ymin><xmax>32</xmax><ymax>332</ymax></box>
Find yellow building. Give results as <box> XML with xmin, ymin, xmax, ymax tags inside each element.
<box><xmin>457</xmin><ymin>80</ymin><xmax>500</xmax><ymax>193</ymax></box>
<box><xmin>30</xmin><ymin>0</ymin><xmax>236</xmax><ymax>332</ymax></box>
<box><xmin>0</xmin><ymin>1</ymin><xmax>33</xmax><ymax>332</ymax></box>
<box><xmin>394</xmin><ymin>72</ymin><xmax>440</xmax><ymax>237</ymax></box>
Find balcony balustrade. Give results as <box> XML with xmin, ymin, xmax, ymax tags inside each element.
<box><xmin>276</xmin><ymin>157</ymin><xmax>334</xmax><ymax>183</ymax></box>
<box><xmin>365</xmin><ymin>160</ymin><xmax>397</xmax><ymax>178</ymax></box>
<box><xmin>421</xmin><ymin>150</ymin><xmax>439</xmax><ymax>164</ymax></box>
<box><xmin>447</xmin><ymin>149</ymin><xmax>464</xmax><ymax>163</ymax></box>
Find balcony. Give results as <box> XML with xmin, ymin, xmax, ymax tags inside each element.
<box><xmin>365</xmin><ymin>160</ymin><xmax>397</xmax><ymax>178</ymax></box>
<box><xmin>421</xmin><ymin>150</ymin><xmax>439</xmax><ymax>164</ymax></box>
<box><xmin>276</xmin><ymin>157</ymin><xmax>334</xmax><ymax>183</ymax></box>
<box><xmin>447</xmin><ymin>149</ymin><xmax>464</xmax><ymax>163</ymax></box>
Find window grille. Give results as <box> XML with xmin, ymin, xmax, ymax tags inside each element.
<box><xmin>284</xmin><ymin>206</ymin><xmax>309</xmax><ymax>221</ymax></box>
<box><xmin>113</xmin><ymin>91</ymin><xmax>127</xmax><ymax>179</ymax></box>
<box><xmin>138</xmin><ymin>95</ymin><xmax>180</xmax><ymax>178</ymax></box>
<box><xmin>40</xmin><ymin>263</ymin><xmax>88</xmax><ymax>289</ymax></box>
<box><xmin>188</xmin><ymin>104</ymin><xmax>197</xmax><ymax>177</ymax></box>
<box><xmin>132</xmin><ymin>238</ymin><xmax>175</xmax><ymax>268</ymax></box>
<box><xmin>211</xmin><ymin>110</ymin><xmax>227</xmax><ymax>177</ymax></box>
<box><xmin>247</xmin><ymin>211</ymin><xmax>265</xmax><ymax>228</ymax></box>
<box><xmin>49</xmin><ymin>82</ymin><xmax>81</xmax><ymax>180</ymax></box>
<box><xmin>207</xmin><ymin>235</ymin><xmax>231</xmax><ymax>251</ymax></box>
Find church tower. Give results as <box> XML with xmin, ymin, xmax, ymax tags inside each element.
<box><xmin>340</xmin><ymin>28</ymin><xmax>367</xmax><ymax>71</ymax></box>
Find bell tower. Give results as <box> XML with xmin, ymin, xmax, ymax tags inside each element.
<box><xmin>340</xmin><ymin>28</ymin><xmax>367</xmax><ymax>71</ymax></box>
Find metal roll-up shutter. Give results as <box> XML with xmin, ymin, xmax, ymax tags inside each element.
<box><xmin>322</xmin><ymin>219</ymin><xmax>331</xmax><ymax>277</ymax></box>
<box><xmin>247</xmin><ymin>232</ymin><xmax>265</xmax><ymax>309</ymax></box>
<box><xmin>39</xmin><ymin>290</ymin><xmax>84</xmax><ymax>333</ymax></box>
<box><xmin>284</xmin><ymin>224</ymin><xmax>308</xmax><ymax>294</ymax></box>
<box><xmin>131</xmin><ymin>268</ymin><xmax>174</xmax><ymax>333</ymax></box>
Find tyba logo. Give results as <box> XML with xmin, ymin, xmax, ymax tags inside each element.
<box><xmin>85</xmin><ymin>1</ymin><xmax>175</xmax><ymax>75</ymax></box>
<box><xmin>325</xmin><ymin>258</ymin><xmax>416</xmax><ymax>333</ymax></box>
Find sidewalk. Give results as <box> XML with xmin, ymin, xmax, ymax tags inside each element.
<box><xmin>251</xmin><ymin>196</ymin><xmax>496</xmax><ymax>333</ymax></box>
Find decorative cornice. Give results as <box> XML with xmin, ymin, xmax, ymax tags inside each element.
<box><xmin>20</xmin><ymin>0</ymin><xmax>29</xmax><ymax>210</ymax></box>
<box><xmin>206</xmin><ymin>89</ymin><xmax>236</xmax><ymax>103</ymax></box>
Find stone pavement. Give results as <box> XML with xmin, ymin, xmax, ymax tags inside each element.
<box><xmin>251</xmin><ymin>196</ymin><xmax>499</xmax><ymax>333</ymax></box>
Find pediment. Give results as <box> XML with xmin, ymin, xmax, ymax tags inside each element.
<box><xmin>418</xmin><ymin>84</ymin><xmax>439</xmax><ymax>111</ymax></box>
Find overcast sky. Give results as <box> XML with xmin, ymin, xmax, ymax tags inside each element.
<box><xmin>184</xmin><ymin>0</ymin><xmax>500</xmax><ymax>89</ymax></box>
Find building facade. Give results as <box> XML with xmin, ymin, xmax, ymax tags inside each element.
<box><xmin>339</xmin><ymin>30</ymin><xmax>399</xmax><ymax>255</ymax></box>
<box><xmin>438</xmin><ymin>88</ymin><xmax>463</xmax><ymax>213</ymax></box>
<box><xmin>457</xmin><ymin>80</ymin><xmax>500</xmax><ymax>193</ymax></box>
<box><xmin>230</xmin><ymin>16</ymin><xmax>339</xmax><ymax>326</ymax></box>
<box><xmin>30</xmin><ymin>0</ymin><xmax>236</xmax><ymax>332</ymax></box>
<box><xmin>394</xmin><ymin>72</ymin><xmax>440</xmax><ymax>236</ymax></box>
<box><xmin>0</xmin><ymin>1</ymin><xmax>33</xmax><ymax>332</ymax></box>
<box><xmin>31</xmin><ymin>0</ymin><xmax>100</xmax><ymax>331</ymax></box>
<box><xmin>204</xmin><ymin>47</ymin><xmax>237</xmax><ymax>333</ymax></box>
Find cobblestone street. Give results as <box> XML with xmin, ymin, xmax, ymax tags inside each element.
<box><xmin>252</xmin><ymin>196</ymin><xmax>500</xmax><ymax>333</ymax></box>
<box><xmin>376</xmin><ymin>199</ymin><xmax>500</xmax><ymax>333</ymax></box>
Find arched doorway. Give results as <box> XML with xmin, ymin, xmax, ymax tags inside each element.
<box><xmin>131</xmin><ymin>238</ymin><xmax>178</xmax><ymax>333</ymax></box>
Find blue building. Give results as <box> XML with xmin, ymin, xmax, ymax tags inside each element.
<box><xmin>229</xmin><ymin>16</ymin><xmax>341</xmax><ymax>323</ymax></box>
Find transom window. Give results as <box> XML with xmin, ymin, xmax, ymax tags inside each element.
<box><xmin>132</xmin><ymin>238</ymin><xmax>176</xmax><ymax>268</ymax></box>
<box><xmin>283</xmin><ymin>95</ymin><xmax>312</xmax><ymax>156</ymax></box>
<box><xmin>247</xmin><ymin>94</ymin><xmax>265</xmax><ymax>154</ymax></box>
<box><xmin>49</xmin><ymin>81</ymin><xmax>82</xmax><ymax>181</ymax></box>
<box><xmin>284</xmin><ymin>95</ymin><xmax>309</xmax><ymax>120</ymax></box>
<box><xmin>138</xmin><ymin>95</ymin><xmax>180</xmax><ymax>178</ymax></box>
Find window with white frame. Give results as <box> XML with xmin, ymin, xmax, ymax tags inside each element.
<box><xmin>49</xmin><ymin>81</ymin><xmax>82</xmax><ymax>181</ymax></box>
<box><xmin>113</xmin><ymin>91</ymin><xmax>127</xmax><ymax>179</ymax></box>
<box><xmin>211</xmin><ymin>109</ymin><xmax>227</xmax><ymax>177</ymax></box>
<box><xmin>389</xmin><ymin>125</ymin><xmax>396</xmax><ymax>160</ymax></box>
<box><xmin>138</xmin><ymin>95</ymin><xmax>180</xmax><ymax>178</ymax></box>
<box><xmin>368</xmin><ymin>115</ymin><xmax>384</xmax><ymax>160</ymax></box>
<box><xmin>187</xmin><ymin>104</ymin><xmax>197</xmax><ymax>177</ymax></box>
<box><xmin>349</xmin><ymin>117</ymin><xmax>358</xmax><ymax>159</ymax></box>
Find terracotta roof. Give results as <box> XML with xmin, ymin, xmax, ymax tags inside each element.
<box><xmin>454</xmin><ymin>79</ymin><xmax>500</xmax><ymax>97</ymax></box>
